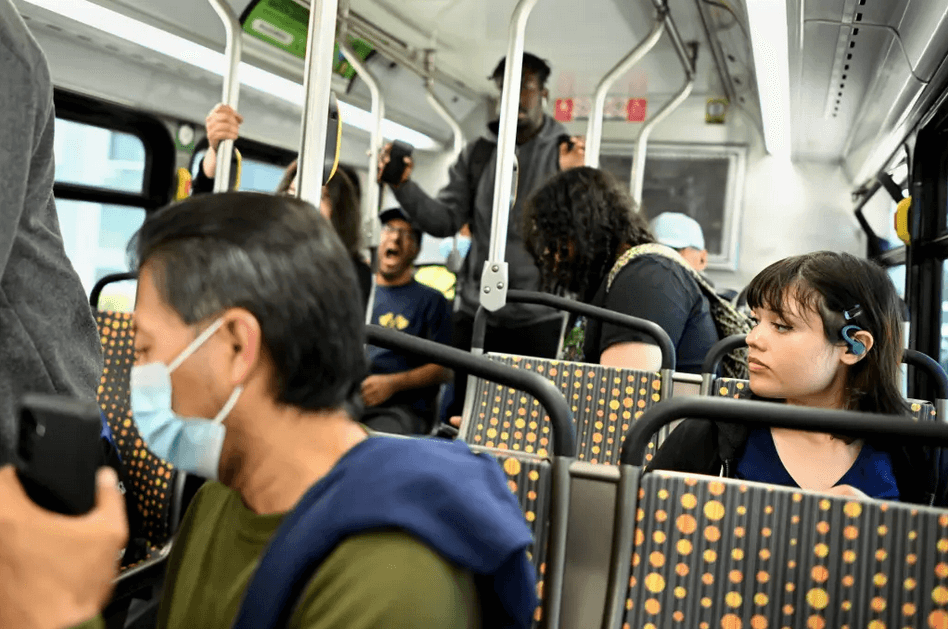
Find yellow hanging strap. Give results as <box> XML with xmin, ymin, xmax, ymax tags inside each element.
<box><xmin>175</xmin><ymin>168</ymin><xmax>192</xmax><ymax>201</ymax></box>
<box><xmin>233</xmin><ymin>148</ymin><xmax>243</xmax><ymax>191</ymax></box>
<box><xmin>895</xmin><ymin>196</ymin><xmax>912</xmax><ymax>245</ymax></box>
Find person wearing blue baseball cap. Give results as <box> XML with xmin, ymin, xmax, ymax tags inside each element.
<box><xmin>649</xmin><ymin>212</ymin><xmax>709</xmax><ymax>272</ymax></box>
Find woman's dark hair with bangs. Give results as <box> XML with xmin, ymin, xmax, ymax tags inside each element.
<box><xmin>275</xmin><ymin>160</ymin><xmax>362</xmax><ymax>257</ymax></box>
<box><xmin>523</xmin><ymin>167</ymin><xmax>655</xmax><ymax>302</ymax></box>
<box><xmin>746</xmin><ymin>251</ymin><xmax>908</xmax><ymax>416</ymax></box>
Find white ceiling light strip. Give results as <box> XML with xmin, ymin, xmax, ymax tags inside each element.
<box><xmin>745</xmin><ymin>0</ymin><xmax>792</xmax><ymax>158</ymax></box>
<box><xmin>21</xmin><ymin>0</ymin><xmax>439</xmax><ymax>150</ymax></box>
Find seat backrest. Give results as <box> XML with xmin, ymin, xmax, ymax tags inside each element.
<box><xmin>95</xmin><ymin>311</ymin><xmax>177</xmax><ymax>545</ymax></box>
<box><xmin>472</xmin><ymin>446</ymin><xmax>559</xmax><ymax>628</ymax></box>
<box><xmin>711</xmin><ymin>376</ymin><xmax>937</xmax><ymax>422</ymax></box>
<box><xmin>463</xmin><ymin>353</ymin><xmax>668</xmax><ymax>465</ymax></box>
<box><xmin>611</xmin><ymin>470</ymin><xmax>948</xmax><ymax>628</ymax></box>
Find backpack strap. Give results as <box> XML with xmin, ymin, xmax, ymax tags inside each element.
<box><xmin>467</xmin><ymin>138</ymin><xmax>495</xmax><ymax>217</ymax></box>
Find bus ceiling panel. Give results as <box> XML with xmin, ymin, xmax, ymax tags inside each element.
<box><xmin>351</xmin><ymin>0</ymin><xmax>717</xmax><ymax>105</ymax></box>
<box><xmin>17</xmin><ymin>0</ymin><xmax>472</xmax><ymax>150</ymax></box>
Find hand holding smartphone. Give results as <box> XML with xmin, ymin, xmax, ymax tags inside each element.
<box><xmin>15</xmin><ymin>393</ymin><xmax>102</xmax><ymax>515</ymax></box>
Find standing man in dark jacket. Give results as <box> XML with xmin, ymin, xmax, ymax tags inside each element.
<box><xmin>379</xmin><ymin>53</ymin><xmax>585</xmax><ymax>414</ymax></box>
<box><xmin>0</xmin><ymin>0</ymin><xmax>103</xmax><ymax>463</ymax></box>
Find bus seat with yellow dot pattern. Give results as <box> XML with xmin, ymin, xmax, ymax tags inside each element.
<box><xmin>478</xmin><ymin>448</ymin><xmax>553</xmax><ymax>627</ymax></box>
<box><xmin>463</xmin><ymin>354</ymin><xmax>667</xmax><ymax>466</ymax></box>
<box><xmin>94</xmin><ymin>310</ymin><xmax>179</xmax><ymax>570</ymax></box>
<box><xmin>712</xmin><ymin>377</ymin><xmax>938</xmax><ymax>422</ymax></box>
<box><xmin>615</xmin><ymin>471</ymin><xmax>948</xmax><ymax>629</ymax></box>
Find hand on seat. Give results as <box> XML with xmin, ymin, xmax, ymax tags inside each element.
<box><xmin>0</xmin><ymin>466</ymin><xmax>128</xmax><ymax>629</ymax></box>
<box><xmin>362</xmin><ymin>374</ymin><xmax>398</xmax><ymax>407</ymax></box>
<box><xmin>449</xmin><ymin>415</ymin><xmax>461</xmax><ymax>428</ymax></box>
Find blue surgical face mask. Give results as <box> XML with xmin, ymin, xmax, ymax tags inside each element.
<box><xmin>130</xmin><ymin>318</ymin><xmax>243</xmax><ymax>481</ymax></box>
<box><xmin>440</xmin><ymin>235</ymin><xmax>471</xmax><ymax>273</ymax></box>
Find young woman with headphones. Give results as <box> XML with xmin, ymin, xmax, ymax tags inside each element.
<box><xmin>649</xmin><ymin>251</ymin><xmax>948</xmax><ymax>506</ymax></box>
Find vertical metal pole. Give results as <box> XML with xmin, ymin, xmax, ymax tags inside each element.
<box><xmin>426</xmin><ymin>58</ymin><xmax>466</xmax><ymax>273</ymax></box>
<box><xmin>337</xmin><ymin>39</ymin><xmax>385</xmax><ymax>325</ymax></box>
<box><xmin>208</xmin><ymin>0</ymin><xmax>242</xmax><ymax>193</ymax></box>
<box><xmin>338</xmin><ymin>40</ymin><xmax>384</xmax><ymax>231</ymax></box>
<box><xmin>297</xmin><ymin>0</ymin><xmax>340</xmax><ymax>206</ymax></box>
<box><xmin>584</xmin><ymin>18</ymin><xmax>665</xmax><ymax>168</ymax></box>
<box><xmin>480</xmin><ymin>0</ymin><xmax>540</xmax><ymax>313</ymax></box>
<box><xmin>631</xmin><ymin>17</ymin><xmax>696</xmax><ymax>205</ymax></box>
<box><xmin>425</xmin><ymin>78</ymin><xmax>464</xmax><ymax>160</ymax></box>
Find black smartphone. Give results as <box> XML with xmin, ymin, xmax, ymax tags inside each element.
<box><xmin>15</xmin><ymin>393</ymin><xmax>102</xmax><ymax>515</ymax></box>
<box><xmin>380</xmin><ymin>140</ymin><xmax>414</xmax><ymax>185</ymax></box>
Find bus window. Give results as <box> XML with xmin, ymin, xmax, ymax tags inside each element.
<box><xmin>54</xmin><ymin>119</ymin><xmax>145</xmax><ymax>193</ymax></box>
<box><xmin>191</xmin><ymin>149</ymin><xmax>288</xmax><ymax>193</ymax></box>
<box><xmin>52</xmin><ymin>117</ymin><xmax>150</xmax><ymax>311</ymax></box>
<box><xmin>57</xmin><ymin>200</ymin><xmax>144</xmax><ymax>310</ymax></box>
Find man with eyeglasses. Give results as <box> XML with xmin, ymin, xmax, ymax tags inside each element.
<box><xmin>362</xmin><ymin>207</ymin><xmax>451</xmax><ymax>435</ymax></box>
<box><xmin>379</xmin><ymin>53</ymin><xmax>585</xmax><ymax>419</ymax></box>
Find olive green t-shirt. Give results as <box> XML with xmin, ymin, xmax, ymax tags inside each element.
<box><xmin>155</xmin><ymin>481</ymin><xmax>480</xmax><ymax>628</ymax></box>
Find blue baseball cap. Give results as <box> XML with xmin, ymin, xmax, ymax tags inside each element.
<box><xmin>649</xmin><ymin>212</ymin><xmax>706</xmax><ymax>251</ymax></box>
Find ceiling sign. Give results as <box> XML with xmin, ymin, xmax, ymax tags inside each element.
<box><xmin>553</xmin><ymin>97</ymin><xmax>648</xmax><ymax>122</ymax></box>
<box><xmin>627</xmin><ymin>98</ymin><xmax>647</xmax><ymax>122</ymax></box>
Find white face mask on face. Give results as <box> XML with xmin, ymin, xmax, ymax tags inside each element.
<box><xmin>130</xmin><ymin>317</ymin><xmax>243</xmax><ymax>480</ymax></box>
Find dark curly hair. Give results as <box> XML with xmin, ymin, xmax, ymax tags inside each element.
<box><xmin>523</xmin><ymin>167</ymin><xmax>654</xmax><ymax>302</ymax></box>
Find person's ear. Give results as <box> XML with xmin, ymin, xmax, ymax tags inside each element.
<box><xmin>541</xmin><ymin>87</ymin><xmax>549</xmax><ymax>108</ymax></box>
<box><xmin>221</xmin><ymin>309</ymin><xmax>262</xmax><ymax>385</ymax></box>
<box><xmin>839</xmin><ymin>329</ymin><xmax>874</xmax><ymax>364</ymax></box>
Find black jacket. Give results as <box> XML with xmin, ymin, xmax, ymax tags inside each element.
<box><xmin>649</xmin><ymin>417</ymin><xmax>948</xmax><ymax>507</ymax></box>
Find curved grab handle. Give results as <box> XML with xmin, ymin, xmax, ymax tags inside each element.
<box><xmin>904</xmin><ymin>349</ymin><xmax>948</xmax><ymax>401</ymax></box>
<box><xmin>620</xmin><ymin>396</ymin><xmax>948</xmax><ymax>466</ymax></box>
<box><xmin>366</xmin><ymin>325</ymin><xmax>577</xmax><ymax>457</ymax></box>
<box><xmin>700</xmin><ymin>334</ymin><xmax>747</xmax><ymax>376</ymax></box>
<box><xmin>89</xmin><ymin>272</ymin><xmax>137</xmax><ymax>309</ymax></box>
<box><xmin>471</xmin><ymin>290</ymin><xmax>676</xmax><ymax>371</ymax></box>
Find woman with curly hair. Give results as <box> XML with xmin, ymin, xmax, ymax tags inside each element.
<box><xmin>522</xmin><ymin>167</ymin><xmax>718</xmax><ymax>372</ymax></box>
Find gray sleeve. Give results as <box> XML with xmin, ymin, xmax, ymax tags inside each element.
<box><xmin>0</xmin><ymin>51</ymin><xmax>41</xmax><ymax>278</ymax></box>
<box><xmin>392</xmin><ymin>148</ymin><xmax>474</xmax><ymax>238</ymax></box>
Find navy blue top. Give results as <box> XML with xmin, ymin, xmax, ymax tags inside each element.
<box><xmin>736</xmin><ymin>428</ymin><xmax>900</xmax><ymax>500</ymax></box>
<box><xmin>367</xmin><ymin>279</ymin><xmax>451</xmax><ymax>417</ymax></box>
<box><xmin>232</xmin><ymin>435</ymin><xmax>537</xmax><ymax>629</ymax></box>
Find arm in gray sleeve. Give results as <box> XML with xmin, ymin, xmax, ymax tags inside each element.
<box><xmin>0</xmin><ymin>55</ymin><xmax>43</xmax><ymax>279</ymax></box>
<box><xmin>392</xmin><ymin>147</ymin><xmax>474</xmax><ymax>238</ymax></box>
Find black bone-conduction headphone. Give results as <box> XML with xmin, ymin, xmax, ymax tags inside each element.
<box><xmin>840</xmin><ymin>305</ymin><xmax>866</xmax><ymax>356</ymax></box>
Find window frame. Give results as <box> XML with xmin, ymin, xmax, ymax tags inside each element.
<box><xmin>599</xmin><ymin>141</ymin><xmax>748</xmax><ymax>271</ymax></box>
<box><xmin>53</xmin><ymin>88</ymin><xmax>175</xmax><ymax>211</ymax></box>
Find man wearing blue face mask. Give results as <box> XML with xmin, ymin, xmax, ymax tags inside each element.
<box><xmin>60</xmin><ymin>191</ymin><xmax>537</xmax><ymax>629</ymax></box>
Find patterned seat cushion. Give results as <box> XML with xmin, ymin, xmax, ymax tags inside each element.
<box><xmin>464</xmin><ymin>354</ymin><xmax>666</xmax><ymax>465</ymax></box>
<box><xmin>95</xmin><ymin>311</ymin><xmax>177</xmax><ymax>548</ymax></box>
<box><xmin>474</xmin><ymin>448</ymin><xmax>552</xmax><ymax>627</ymax></box>
<box><xmin>622</xmin><ymin>471</ymin><xmax>948</xmax><ymax>628</ymax></box>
